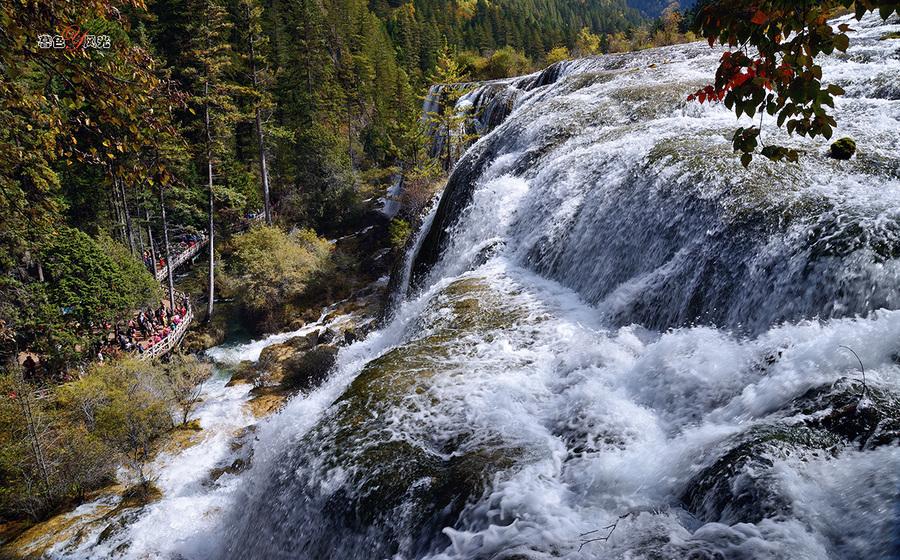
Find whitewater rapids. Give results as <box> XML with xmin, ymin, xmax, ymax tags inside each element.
<box><xmin>217</xmin><ymin>13</ymin><xmax>899</xmax><ymax>560</ymax></box>
<box><xmin>42</xmin><ymin>12</ymin><xmax>900</xmax><ymax>560</ymax></box>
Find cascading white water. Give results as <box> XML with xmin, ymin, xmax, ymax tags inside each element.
<box><xmin>218</xmin><ymin>13</ymin><xmax>900</xmax><ymax>560</ymax></box>
<box><xmin>40</xmin><ymin>14</ymin><xmax>900</xmax><ymax>560</ymax></box>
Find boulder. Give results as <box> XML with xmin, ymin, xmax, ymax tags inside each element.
<box><xmin>681</xmin><ymin>425</ymin><xmax>843</xmax><ymax>524</ymax></box>
<box><xmin>225</xmin><ymin>360</ymin><xmax>257</xmax><ymax>386</ymax></box>
<box><xmin>318</xmin><ymin>328</ymin><xmax>338</xmax><ymax>345</ymax></box>
<box><xmin>830</xmin><ymin>137</ymin><xmax>856</xmax><ymax>160</ymax></box>
<box><xmin>285</xmin><ymin>330</ymin><xmax>320</xmax><ymax>352</ymax></box>
<box><xmin>682</xmin><ymin>378</ymin><xmax>900</xmax><ymax>524</ymax></box>
<box><xmin>281</xmin><ymin>345</ymin><xmax>339</xmax><ymax>391</ymax></box>
<box><xmin>793</xmin><ymin>378</ymin><xmax>900</xmax><ymax>449</ymax></box>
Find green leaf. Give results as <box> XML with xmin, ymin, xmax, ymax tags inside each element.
<box><xmin>741</xmin><ymin>153</ymin><xmax>753</xmax><ymax>167</ymax></box>
<box><xmin>833</xmin><ymin>33</ymin><xmax>850</xmax><ymax>52</ymax></box>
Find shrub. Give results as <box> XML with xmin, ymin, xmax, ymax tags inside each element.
<box><xmin>60</xmin><ymin>359</ymin><xmax>172</xmax><ymax>485</ymax></box>
<box><xmin>228</xmin><ymin>226</ymin><xmax>331</xmax><ymax>315</ymax></box>
<box><xmin>545</xmin><ymin>46</ymin><xmax>571</xmax><ymax>66</ymax></box>
<box><xmin>389</xmin><ymin>219</ymin><xmax>412</xmax><ymax>249</ymax></box>
<box><xmin>159</xmin><ymin>354</ymin><xmax>212</xmax><ymax>425</ymax></box>
<box><xmin>0</xmin><ymin>325</ymin><xmax>209</xmax><ymax>522</ymax></box>
<box><xmin>481</xmin><ymin>47</ymin><xmax>533</xmax><ymax>80</ymax></box>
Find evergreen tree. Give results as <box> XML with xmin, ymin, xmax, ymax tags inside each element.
<box><xmin>426</xmin><ymin>47</ymin><xmax>470</xmax><ymax>171</ymax></box>
<box><xmin>239</xmin><ymin>0</ymin><xmax>275</xmax><ymax>225</ymax></box>
<box><xmin>183</xmin><ymin>0</ymin><xmax>243</xmax><ymax>320</ymax></box>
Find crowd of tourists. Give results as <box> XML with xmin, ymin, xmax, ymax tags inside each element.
<box><xmin>98</xmin><ymin>295</ymin><xmax>191</xmax><ymax>361</ymax></box>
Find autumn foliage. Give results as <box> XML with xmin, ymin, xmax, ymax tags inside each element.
<box><xmin>690</xmin><ymin>0</ymin><xmax>900</xmax><ymax>165</ymax></box>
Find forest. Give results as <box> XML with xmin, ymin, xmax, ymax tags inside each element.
<box><xmin>0</xmin><ymin>0</ymin><xmax>700</xmax><ymax>380</ymax></box>
<box><xmin>2</xmin><ymin>0</ymin><xmax>897</xmax><ymax>556</ymax></box>
<box><xmin>0</xmin><ymin>0</ymin><xmax>700</xmax><ymax>527</ymax></box>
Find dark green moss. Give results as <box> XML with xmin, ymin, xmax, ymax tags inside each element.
<box><xmin>264</xmin><ymin>277</ymin><xmax>533</xmax><ymax>555</ymax></box>
<box><xmin>830</xmin><ymin>137</ymin><xmax>856</xmax><ymax>160</ymax></box>
<box><xmin>281</xmin><ymin>346</ymin><xmax>338</xmax><ymax>391</ymax></box>
<box><xmin>682</xmin><ymin>378</ymin><xmax>900</xmax><ymax>524</ymax></box>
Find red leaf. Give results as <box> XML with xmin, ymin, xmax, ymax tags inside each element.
<box><xmin>751</xmin><ymin>10</ymin><xmax>768</xmax><ymax>25</ymax></box>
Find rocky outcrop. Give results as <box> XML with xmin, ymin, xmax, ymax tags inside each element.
<box><xmin>222</xmin><ymin>278</ymin><xmax>532</xmax><ymax>559</ymax></box>
<box><xmin>682</xmin><ymin>378</ymin><xmax>900</xmax><ymax>524</ymax></box>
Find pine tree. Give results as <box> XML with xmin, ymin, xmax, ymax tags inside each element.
<box><xmin>240</xmin><ymin>0</ymin><xmax>275</xmax><ymax>225</ymax></box>
<box><xmin>427</xmin><ymin>46</ymin><xmax>470</xmax><ymax>171</ymax></box>
<box><xmin>183</xmin><ymin>0</ymin><xmax>242</xmax><ymax>320</ymax></box>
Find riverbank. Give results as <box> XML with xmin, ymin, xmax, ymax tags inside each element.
<box><xmin>1</xmin><ymin>270</ymin><xmax>389</xmax><ymax>558</ymax></box>
<box><xmin>0</xmin><ymin>177</ymin><xmax>401</xmax><ymax>557</ymax></box>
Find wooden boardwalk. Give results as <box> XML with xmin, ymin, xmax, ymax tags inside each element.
<box><xmin>29</xmin><ymin>215</ymin><xmax>265</xmax><ymax>399</ymax></box>
<box><xmin>152</xmin><ymin>213</ymin><xmax>262</xmax><ymax>282</ymax></box>
<box><xmin>139</xmin><ymin>297</ymin><xmax>194</xmax><ymax>361</ymax></box>
<box><xmin>154</xmin><ymin>238</ymin><xmax>208</xmax><ymax>282</ymax></box>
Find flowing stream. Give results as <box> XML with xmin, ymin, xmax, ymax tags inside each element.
<box><xmin>40</xmin><ymin>13</ymin><xmax>900</xmax><ymax>560</ymax></box>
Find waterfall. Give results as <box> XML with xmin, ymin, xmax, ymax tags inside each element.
<box><xmin>217</xmin><ymin>13</ymin><xmax>900</xmax><ymax>559</ymax></box>
<box><xmin>45</xmin><ymin>13</ymin><xmax>900</xmax><ymax>560</ymax></box>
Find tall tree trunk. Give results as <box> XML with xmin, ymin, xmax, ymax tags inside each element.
<box><xmin>158</xmin><ymin>185</ymin><xmax>176</xmax><ymax>311</ymax></box>
<box><xmin>110</xmin><ymin>187</ymin><xmax>126</xmax><ymax>245</ymax></box>
<box><xmin>205</xmin><ymin>83</ymin><xmax>215</xmax><ymax>321</ymax></box>
<box><xmin>346</xmin><ymin>93</ymin><xmax>354</xmax><ymax>170</ymax></box>
<box><xmin>254</xmin><ymin>109</ymin><xmax>272</xmax><ymax>226</ymax></box>
<box><xmin>118</xmin><ymin>176</ymin><xmax>137</xmax><ymax>256</ymax></box>
<box><xmin>17</xmin><ymin>384</ymin><xmax>51</xmax><ymax>501</ymax></box>
<box><xmin>134</xmin><ymin>191</ymin><xmax>145</xmax><ymax>256</ymax></box>
<box><xmin>247</xmin><ymin>7</ymin><xmax>272</xmax><ymax>226</ymax></box>
<box><xmin>303</xmin><ymin>4</ymin><xmax>313</xmax><ymax>96</ymax></box>
<box><xmin>145</xmin><ymin>206</ymin><xmax>158</xmax><ymax>277</ymax></box>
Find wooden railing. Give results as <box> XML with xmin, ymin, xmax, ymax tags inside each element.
<box><xmin>30</xmin><ymin>298</ymin><xmax>192</xmax><ymax>401</ymax></box>
<box><xmin>139</xmin><ymin>299</ymin><xmax>194</xmax><ymax>361</ymax></box>
<box><xmin>32</xmin><ymin>387</ymin><xmax>53</xmax><ymax>401</ymax></box>
<box><xmin>154</xmin><ymin>237</ymin><xmax>208</xmax><ymax>282</ymax></box>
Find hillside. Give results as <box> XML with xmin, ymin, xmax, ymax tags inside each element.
<box><xmin>628</xmin><ymin>0</ymin><xmax>696</xmax><ymax>17</ymax></box>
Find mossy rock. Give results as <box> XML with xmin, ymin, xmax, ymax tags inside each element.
<box><xmin>802</xmin><ymin>214</ymin><xmax>900</xmax><ymax>262</ymax></box>
<box><xmin>284</xmin><ymin>330</ymin><xmax>320</xmax><ymax>352</ymax></box>
<box><xmin>281</xmin><ymin>345</ymin><xmax>339</xmax><ymax>391</ymax></box>
<box><xmin>244</xmin><ymin>391</ymin><xmax>286</xmax><ymax>418</ymax></box>
<box><xmin>880</xmin><ymin>31</ymin><xmax>900</xmax><ymax>40</ymax></box>
<box><xmin>830</xmin><ymin>137</ymin><xmax>856</xmax><ymax>160</ymax></box>
<box><xmin>791</xmin><ymin>378</ymin><xmax>900</xmax><ymax>449</ymax></box>
<box><xmin>223</xmin><ymin>277</ymin><xmax>533</xmax><ymax>559</ymax></box>
<box><xmin>257</xmin><ymin>341</ymin><xmax>295</xmax><ymax>371</ymax></box>
<box><xmin>225</xmin><ymin>360</ymin><xmax>257</xmax><ymax>386</ymax></box>
<box><xmin>117</xmin><ymin>482</ymin><xmax>162</xmax><ymax>510</ymax></box>
<box><xmin>682</xmin><ymin>379</ymin><xmax>900</xmax><ymax>524</ymax></box>
<box><xmin>682</xmin><ymin>424</ymin><xmax>844</xmax><ymax>524</ymax></box>
<box><xmin>182</xmin><ymin>331</ymin><xmax>218</xmax><ymax>354</ymax></box>
<box><xmin>209</xmin><ymin>458</ymin><xmax>249</xmax><ymax>482</ymax></box>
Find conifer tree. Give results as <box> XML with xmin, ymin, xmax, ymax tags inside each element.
<box><xmin>183</xmin><ymin>0</ymin><xmax>242</xmax><ymax>320</ymax></box>
<box><xmin>240</xmin><ymin>0</ymin><xmax>275</xmax><ymax>225</ymax></box>
<box><xmin>427</xmin><ymin>46</ymin><xmax>470</xmax><ymax>171</ymax></box>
